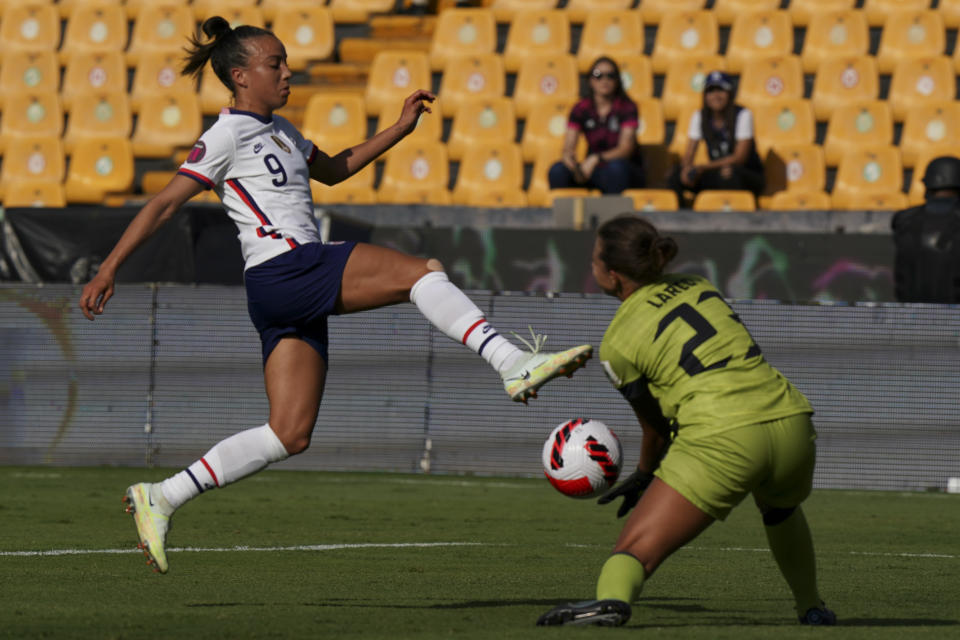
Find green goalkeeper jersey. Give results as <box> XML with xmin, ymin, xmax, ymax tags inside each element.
<box><xmin>599</xmin><ymin>274</ymin><xmax>812</xmax><ymax>435</ymax></box>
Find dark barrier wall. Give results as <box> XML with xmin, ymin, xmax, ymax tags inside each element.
<box><xmin>1</xmin><ymin>206</ymin><xmax>894</xmax><ymax>302</ymax></box>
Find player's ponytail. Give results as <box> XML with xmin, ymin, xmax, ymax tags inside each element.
<box><xmin>597</xmin><ymin>215</ymin><xmax>678</xmax><ymax>285</ymax></box>
<box><xmin>182</xmin><ymin>16</ymin><xmax>274</xmax><ymax>94</ymax></box>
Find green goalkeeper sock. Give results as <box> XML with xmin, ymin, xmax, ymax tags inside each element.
<box><xmin>764</xmin><ymin>506</ymin><xmax>822</xmax><ymax>614</ymax></box>
<box><xmin>596</xmin><ymin>552</ymin><xmax>646</xmax><ymax>603</ymax></box>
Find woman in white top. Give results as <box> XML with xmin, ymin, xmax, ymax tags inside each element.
<box><xmin>670</xmin><ymin>71</ymin><xmax>764</xmax><ymax>206</ymax></box>
<box><xmin>78</xmin><ymin>17</ymin><xmax>592</xmax><ymax>575</ymax></box>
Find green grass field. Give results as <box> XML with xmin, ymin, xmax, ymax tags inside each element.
<box><xmin>1</xmin><ymin>466</ymin><xmax>958</xmax><ymax>639</ymax></box>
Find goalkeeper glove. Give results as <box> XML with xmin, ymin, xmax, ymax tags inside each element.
<box><xmin>597</xmin><ymin>469</ymin><xmax>654</xmax><ymax>518</ymax></box>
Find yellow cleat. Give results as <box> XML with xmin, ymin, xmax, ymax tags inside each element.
<box><xmin>123</xmin><ymin>483</ymin><xmax>171</xmax><ymax>574</ymax></box>
<box><xmin>501</xmin><ymin>328</ymin><xmax>592</xmax><ymax>403</ymax></box>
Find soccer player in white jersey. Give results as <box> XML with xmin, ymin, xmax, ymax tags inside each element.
<box><xmin>78</xmin><ymin>16</ymin><xmax>592</xmax><ymax>574</ymax></box>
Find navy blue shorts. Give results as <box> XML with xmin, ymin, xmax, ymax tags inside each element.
<box><xmin>244</xmin><ymin>241</ymin><xmax>357</xmax><ymax>366</ymax></box>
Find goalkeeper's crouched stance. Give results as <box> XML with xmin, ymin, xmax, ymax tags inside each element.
<box><xmin>536</xmin><ymin>216</ymin><xmax>835</xmax><ymax>628</ymax></box>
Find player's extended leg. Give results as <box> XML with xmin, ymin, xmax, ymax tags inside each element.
<box><xmin>336</xmin><ymin>242</ymin><xmax>592</xmax><ymax>402</ymax></box>
<box><xmin>123</xmin><ymin>337</ymin><xmax>322</xmax><ymax>574</ymax></box>
<box><xmin>537</xmin><ymin>479</ymin><xmax>715</xmax><ymax>626</ymax></box>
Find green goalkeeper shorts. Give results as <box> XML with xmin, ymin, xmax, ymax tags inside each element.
<box><xmin>655</xmin><ymin>413</ymin><xmax>817</xmax><ymax>521</ymax></box>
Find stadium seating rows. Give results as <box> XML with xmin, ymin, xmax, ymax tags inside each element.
<box><xmin>0</xmin><ymin>1</ymin><xmax>958</xmax><ymax>210</ymax></box>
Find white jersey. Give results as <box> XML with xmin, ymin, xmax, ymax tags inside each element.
<box><xmin>178</xmin><ymin>108</ymin><xmax>323</xmax><ymax>269</ymax></box>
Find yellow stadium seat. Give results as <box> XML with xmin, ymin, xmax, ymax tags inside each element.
<box><xmin>543</xmin><ymin>187</ymin><xmax>600</xmax><ymax>207</ymax></box>
<box><xmin>822</xmin><ymin>101</ymin><xmax>893</xmax><ymax>167</ymax></box>
<box><xmin>810</xmin><ymin>55</ymin><xmax>879</xmax><ymax>121</ymax></box>
<box><xmin>575</xmin><ymin>10</ymin><xmax>644</xmax><ymax>73</ymax></box>
<box><xmin>525</xmin><ymin>147</ymin><xmax>561</xmax><ymax>207</ymax></box>
<box><xmin>376</xmin><ymin>96</ymin><xmax>442</xmax><ymax>157</ymax></box>
<box><xmin>787</xmin><ymin>0</ymin><xmax>855</xmax><ymax>28</ymax></box>
<box><xmin>62</xmin><ymin>90</ymin><xmax>132</xmax><ymax>153</ymax></box>
<box><xmin>460</xmin><ymin>188</ymin><xmax>529</xmax><ymax>208</ymax></box>
<box><xmin>737</xmin><ymin>55</ymin><xmax>804</xmax><ymax>112</ymax></box>
<box><xmin>447</xmin><ymin>98</ymin><xmax>517</xmax><ymax>161</ymax></box>
<box><xmin>519</xmin><ymin>97</ymin><xmax>577</xmax><ymax>162</ymax></box>
<box><xmin>942</xmin><ymin>0</ymin><xmax>960</xmax><ymax>29</ymax></box>
<box><xmin>638</xmin><ymin>0</ymin><xmax>705</xmax><ymax>24</ymax></box>
<box><xmin>907</xmin><ymin>146</ymin><xmax>958</xmax><ymax>205</ymax></box>
<box><xmin>131</xmin><ymin>91</ymin><xmax>203</xmax><ymax>158</ymax></box>
<box><xmin>899</xmin><ymin>103</ymin><xmax>960</xmax><ymax>169</ymax></box>
<box><xmin>635</xmin><ymin>97</ymin><xmax>665</xmax><ymax>146</ymax></box>
<box><xmin>0</xmin><ymin>2</ymin><xmax>59</xmax><ymax>62</ymax></box>
<box><xmin>64</xmin><ymin>136</ymin><xmax>135</xmax><ymax>204</ymax></box>
<box><xmin>616</xmin><ymin>54</ymin><xmax>654</xmax><ymax>104</ymax></box>
<box><xmin>364</xmin><ymin>51</ymin><xmax>431</xmax><ymax>117</ymax></box>
<box><xmin>60</xmin><ymin>50</ymin><xmax>125</xmax><ymax>111</ymax></box>
<box><xmin>875</xmin><ymin>10</ymin><xmax>946</xmax><ymax>75</ymax></box>
<box><xmin>502</xmin><ymin>10</ymin><xmax>570</xmax><ymax>73</ymax></box>
<box><xmin>437</xmin><ymin>53</ymin><xmax>506</xmax><ymax>118</ymax></box>
<box><xmin>452</xmin><ymin>142</ymin><xmax>524</xmax><ymax>205</ymax></box>
<box><xmin>191</xmin><ymin>0</ymin><xmax>258</xmax><ymax>22</ymax></box>
<box><xmin>650</xmin><ymin>10</ymin><xmax>718</xmax><ymax>74</ymax></box>
<box><xmin>0</xmin><ymin>50</ymin><xmax>58</xmax><ymax>97</ymax></box>
<box><xmin>130</xmin><ymin>52</ymin><xmax>196</xmax><ymax>112</ymax></box>
<box><xmin>59</xmin><ymin>2</ymin><xmax>126</xmax><ymax>64</ymax></box>
<box><xmin>862</xmin><ymin>0</ymin><xmax>929</xmax><ymax>28</ymax></box>
<box><xmin>888</xmin><ymin>57</ymin><xmax>955</xmax><ymax>122</ymax></box>
<box><xmin>301</xmin><ymin>93</ymin><xmax>368</xmax><ymax>155</ymax></box>
<box><xmin>124</xmin><ymin>0</ymin><xmax>189</xmax><ymax>19</ymax></box>
<box><xmin>837</xmin><ymin>191</ymin><xmax>909</xmax><ymax>211</ymax></box>
<box><xmin>0</xmin><ymin>91</ymin><xmax>62</xmax><ymax>148</ymax></box>
<box><xmin>2</xmin><ymin>181</ymin><xmax>66</xmax><ymax>208</ymax></box>
<box><xmin>200</xmin><ymin>64</ymin><xmax>232</xmax><ymax>115</ymax></box>
<box><xmin>214</xmin><ymin>6</ymin><xmax>266</xmax><ymax>29</ymax></box>
<box><xmin>0</xmin><ymin>135</ymin><xmax>64</xmax><ymax>193</ymax></box>
<box><xmin>762</xmin><ymin>144</ymin><xmax>825</xmax><ymax>199</ymax></box>
<box><xmin>565</xmin><ymin>0</ymin><xmax>632</xmax><ymax>24</ymax></box>
<box><xmin>692</xmin><ymin>190</ymin><xmax>757</xmax><ymax>212</ymax></box>
<box><xmin>329</xmin><ymin>0</ymin><xmax>397</xmax><ymax>24</ymax></box>
<box><xmin>262</xmin><ymin>0</ymin><xmax>319</xmax><ymax>21</ymax></box>
<box><xmin>126</xmin><ymin>4</ymin><xmax>194</xmax><ymax>67</ymax></box>
<box><xmin>765</xmin><ymin>190</ymin><xmax>832</xmax><ymax>211</ymax></box>
<box><xmin>752</xmin><ymin>99</ymin><xmax>815</xmax><ymax>158</ymax></box>
<box><xmin>484</xmin><ymin>0</ymin><xmax>558</xmax><ymax>24</ymax></box>
<box><xmin>624</xmin><ymin>188</ymin><xmax>679</xmax><ymax>212</ymax></box>
<box><xmin>725</xmin><ymin>10</ymin><xmax>793</xmax><ymax>74</ymax></box>
<box><xmin>800</xmin><ymin>10</ymin><xmax>868</xmax><ymax>74</ymax></box>
<box><xmin>668</xmin><ymin>105</ymin><xmax>711</xmax><ymax>163</ymax></box>
<box><xmin>311</xmin><ymin>165</ymin><xmax>377</xmax><ymax>205</ymax></box>
<box><xmin>660</xmin><ymin>55</ymin><xmax>726</xmax><ymax>120</ymax></box>
<box><xmin>380</xmin><ymin>185</ymin><xmax>454</xmax><ymax>205</ymax></box>
<box><xmin>379</xmin><ymin>144</ymin><xmax>450</xmax><ymax>202</ymax></box>
<box><xmin>512</xmin><ymin>54</ymin><xmax>579</xmax><ymax>118</ymax></box>
<box><xmin>831</xmin><ymin>146</ymin><xmax>903</xmax><ymax>209</ymax></box>
<box><xmin>429</xmin><ymin>8</ymin><xmax>497</xmax><ymax>72</ymax></box>
<box><xmin>272</xmin><ymin>7</ymin><xmax>335</xmax><ymax>71</ymax></box>
<box><xmin>712</xmin><ymin>0</ymin><xmax>780</xmax><ymax>26</ymax></box>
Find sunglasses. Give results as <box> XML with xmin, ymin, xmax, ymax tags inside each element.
<box><xmin>591</xmin><ymin>70</ymin><xmax>618</xmax><ymax>80</ymax></box>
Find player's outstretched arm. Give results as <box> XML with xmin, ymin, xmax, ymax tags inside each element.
<box><xmin>78</xmin><ymin>175</ymin><xmax>203</xmax><ymax>320</ymax></box>
<box><xmin>310</xmin><ymin>89</ymin><xmax>435</xmax><ymax>186</ymax></box>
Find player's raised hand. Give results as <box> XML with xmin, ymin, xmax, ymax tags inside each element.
<box><xmin>78</xmin><ymin>271</ymin><xmax>116</xmax><ymax>321</ymax></box>
<box><xmin>395</xmin><ymin>89</ymin><xmax>436</xmax><ymax>136</ymax></box>
<box><xmin>597</xmin><ymin>469</ymin><xmax>654</xmax><ymax>518</ymax></box>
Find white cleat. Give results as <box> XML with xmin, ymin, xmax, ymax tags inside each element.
<box><xmin>501</xmin><ymin>328</ymin><xmax>592</xmax><ymax>403</ymax></box>
<box><xmin>122</xmin><ymin>483</ymin><xmax>172</xmax><ymax>574</ymax></box>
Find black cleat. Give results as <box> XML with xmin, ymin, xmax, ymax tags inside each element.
<box><xmin>536</xmin><ymin>599</ymin><xmax>631</xmax><ymax>627</ymax></box>
<box><xmin>799</xmin><ymin>604</ymin><xmax>837</xmax><ymax>625</ymax></box>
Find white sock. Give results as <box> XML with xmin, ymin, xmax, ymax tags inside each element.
<box><xmin>160</xmin><ymin>423</ymin><xmax>289</xmax><ymax>510</ymax></box>
<box><xmin>410</xmin><ymin>271</ymin><xmax>523</xmax><ymax>374</ymax></box>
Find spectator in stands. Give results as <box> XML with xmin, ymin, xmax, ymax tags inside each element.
<box><xmin>891</xmin><ymin>155</ymin><xmax>960</xmax><ymax>303</ymax></box>
<box><xmin>670</xmin><ymin>71</ymin><xmax>764</xmax><ymax>206</ymax></box>
<box><xmin>78</xmin><ymin>16</ymin><xmax>592</xmax><ymax>576</ymax></box>
<box><xmin>548</xmin><ymin>56</ymin><xmax>645</xmax><ymax>195</ymax></box>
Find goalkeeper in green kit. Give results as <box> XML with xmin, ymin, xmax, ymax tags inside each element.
<box><xmin>537</xmin><ymin>216</ymin><xmax>835</xmax><ymax>627</ymax></box>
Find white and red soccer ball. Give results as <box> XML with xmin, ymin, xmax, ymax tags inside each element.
<box><xmin>542</xmin><ymin>418</ymin><xmax>623</xmax><ymax>499</ymax></box>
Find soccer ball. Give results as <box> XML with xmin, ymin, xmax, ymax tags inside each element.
<box><xmin>542</xmin><ymin>418</ymin><xmax>622</xmax><ymax>499</ymax></box>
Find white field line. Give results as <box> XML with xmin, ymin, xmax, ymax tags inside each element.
<box><xmin>1</xmin><ymin>542</ymin><xmax>956</xmax><ymax>560</ymax></box>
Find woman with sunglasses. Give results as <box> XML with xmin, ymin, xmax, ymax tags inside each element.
<box><xmin>670</xmin><ymin>70</ymin><xmax>765</xmax><ymax>206</ymax></box>
<box><xmin>548</xmin><ymin>57</ymin><xmax>645</xmax><ymax>195</ymax></box>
